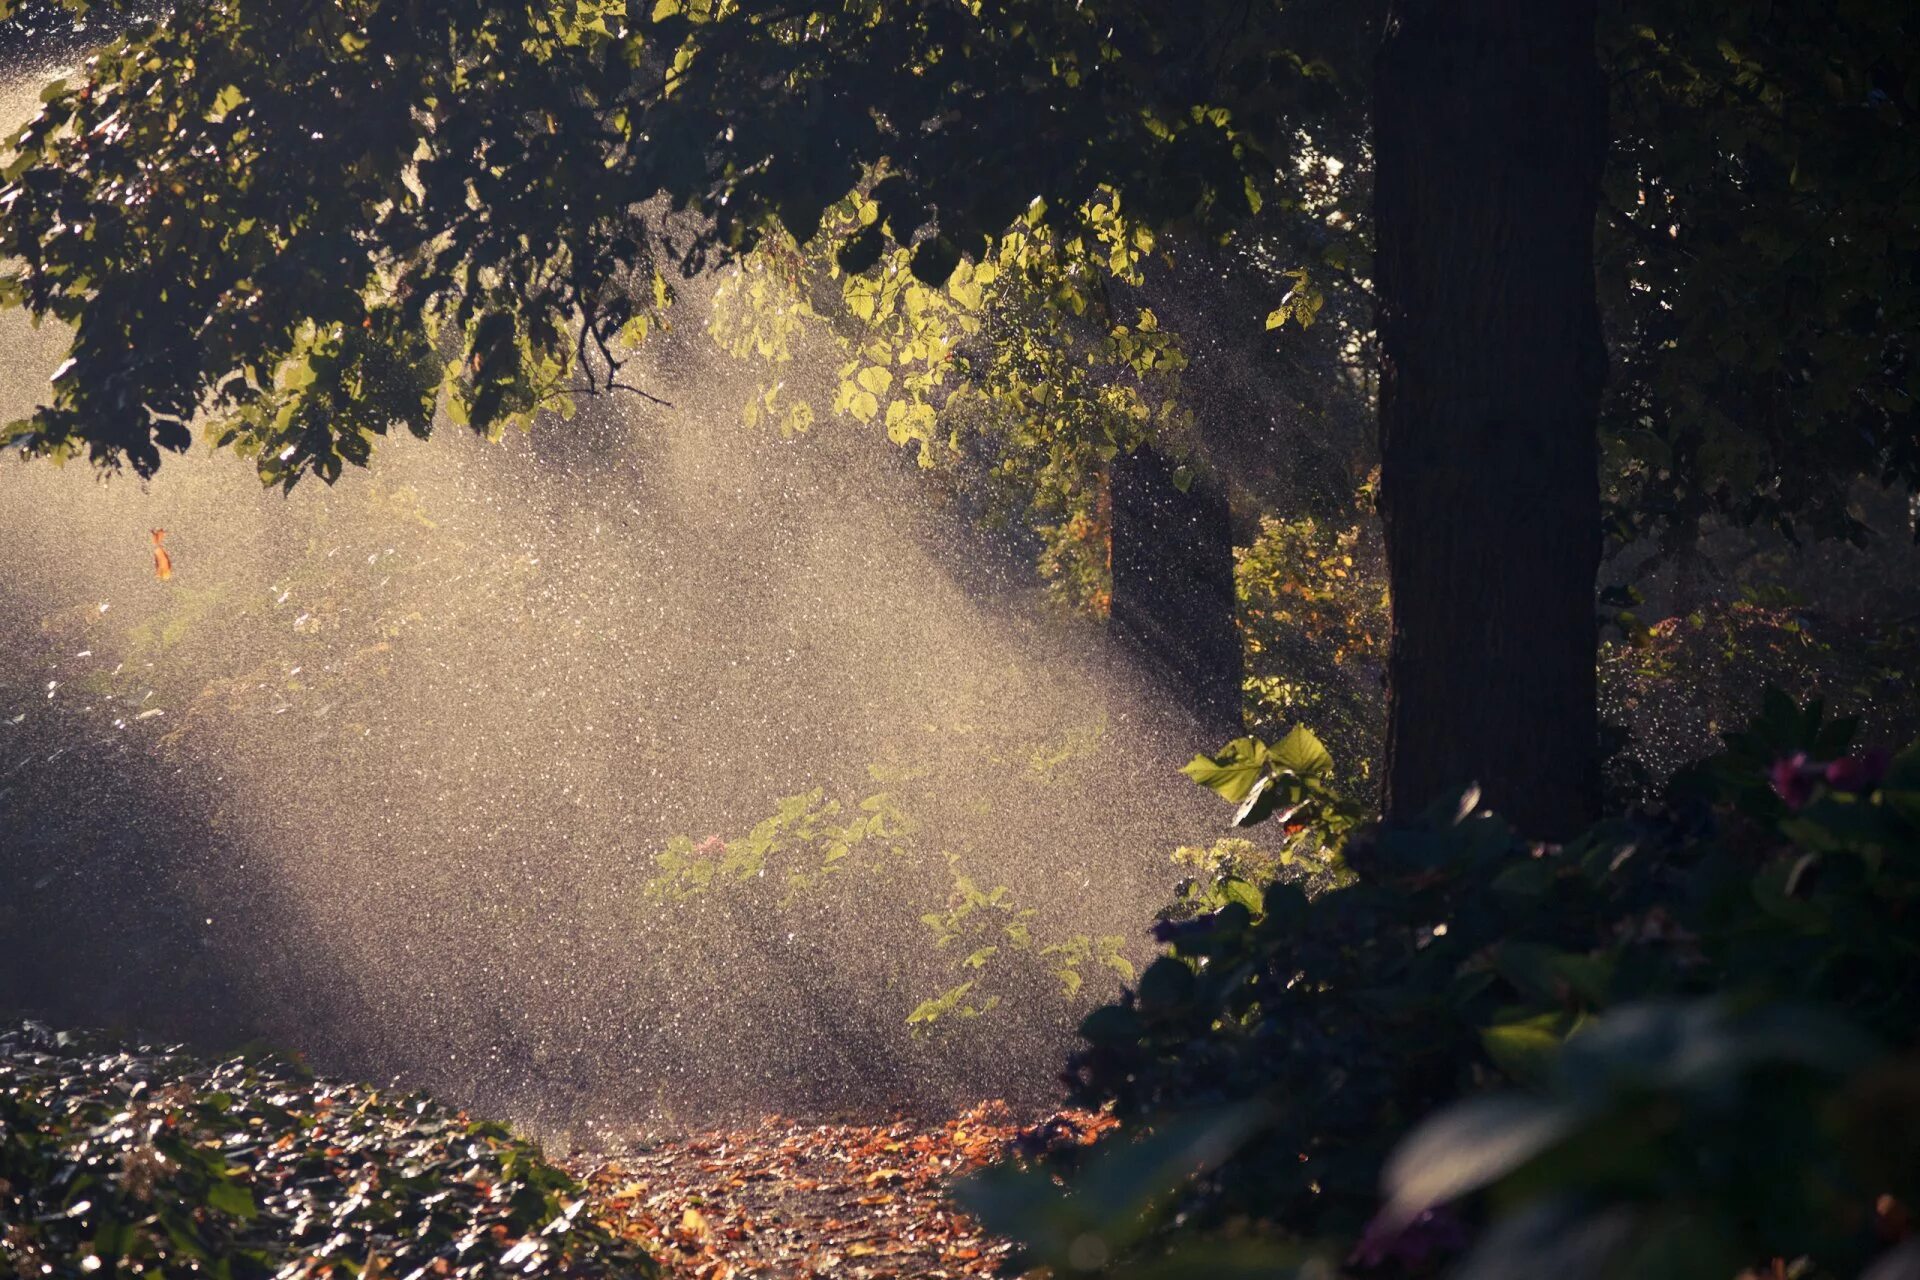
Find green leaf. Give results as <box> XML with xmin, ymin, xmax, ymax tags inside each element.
<box><xmin>204</xmin><ymin>1177</ymin><xmax>257</xmax><ymax>1221</ymax></box>
<box><xmin>1181</xmin><ymin>737</ymin><xmax>1271</xmax><ymax>804</ymax></box>
<box><xmin>1220</xmin><ymin>877</ymin><xmax>1264</xmax><ymax>914</ymax></box>
<box><xmin>1480</xmin><ymin>1014</ymin><xmax>1569</xmax><ymax>1085</ymax></box>
<box><xmin>907</xmin><ymin>980</ymin><xmax>976</xmax><ymax>1025</ymax></box>
<box><xmin>1268</xmin><ymin>725</ymin><xmax>1333</xmax><ymax>780</ymax></box>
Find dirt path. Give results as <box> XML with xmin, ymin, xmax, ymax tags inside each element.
<box><xmin>573</xmin><ymin>1102</ymin><xmax>1114</xmax><ymax>1279</ymax></box>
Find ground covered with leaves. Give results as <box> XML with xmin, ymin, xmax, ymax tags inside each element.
<box><xmin>574</xmin><ymin>1104</ymin><xmax>1116</xmax><ymax>1280</ymax></box>
<box><xmin>0</xmin><ymin>1022</ymin><xmax>659</xmax><ymax>1278</ymax></box>
<box><xmin>2</xmin><ymin>1021</ymin><xmax>1117</xmax><ymax>1280</ymax></box>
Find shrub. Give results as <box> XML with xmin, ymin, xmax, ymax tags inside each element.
<box><xmin>1236</xmin><ymin>499</ymin><xmax>1389</xmax><ymax>783</ymax></box>
<box><xmin>967</xmin><ymin>696</ymin><xmax>1920</xmax><ymax>1277</ymax></box>
<box><xmin>0</xmin><ymin>1023</ymin><xmax>659</xmax><ymax>1278</ymax></box>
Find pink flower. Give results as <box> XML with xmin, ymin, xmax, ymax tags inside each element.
<box><xmin>1349</xmin><ymin>1207</ymin><xmax>1471</xmax><ymax>1270</ymax></box>
<box><xmin>1824</xmin><ymin>748</ymin><xmax>1892</xmax><ymax>794</ymax></box>
<box><xmin>694</xmin><ymin>834</ymin><xmax>726</xmax><ymax>858</ymax></box>
<box><xmin>1769</xmin><ymin>753</ymin><xmax>1818</xmax><ymax>810</ymax></box>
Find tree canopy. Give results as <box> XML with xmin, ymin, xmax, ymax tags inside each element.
<box><xmin>4</xmin><ymin>0</ymin><xmax>1917</xmax><ymax>833</ymax></box>
<box><xmin>0</xmin><ymin>0</ymin><xmax>1356</xmax><ymax>483</ymax></box>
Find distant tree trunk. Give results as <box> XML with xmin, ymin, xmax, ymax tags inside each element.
<box><xmin>1108</xmin><ymin>445</ymin><xmax>1243</xmax><ymax>742</ymax></box>
<box><xmin>1373</xmin><ymin>1</ymin><xmax>1608</xmax><ymax>838</ymax></box>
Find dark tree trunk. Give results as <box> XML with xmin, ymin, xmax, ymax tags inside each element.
<box><xmin>1109</xmin><ymin>446</ymin><xmax>1244</xmax><ymax>742</ymax></box>
<box><xmin>1373</xmin><ymin>1</ymin><xmax>1608</xmax><ymax>838</ymax></box>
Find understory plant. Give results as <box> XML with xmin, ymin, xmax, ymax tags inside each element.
<box><xmin>960</xmin><ymin>694</ymin><xmax>1920</xmax><ymax>1279</ymax></box>
<box><xmin>1236</xmin><ymin>491</ymin><xmax>1389</xmax><ymax>783</ymax></box>
<box><xmin>0</xmin><ymin>1023</ymin><xmax>659</xmax><ymax>1279</ymax></box>
<box><xmin>635</xmin><ymin>780</ymin><xmax>1138</xmax><ymax>1040</ymax></box>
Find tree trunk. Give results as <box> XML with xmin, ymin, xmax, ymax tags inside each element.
<box><xmin>1109</xmin><ymin>446</ymin><xmax>1244</xmax><ymax>742</ymax></box>
<box><xmin>1373</xmin><ymin>0</ymin><xmax>1608</xmax><ymax>839</ymax></box>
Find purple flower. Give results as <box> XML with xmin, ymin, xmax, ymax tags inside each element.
<box><xmin>1349</xmin><ymin>1206</ymin><xmax>1471</xmax><ymax>1270</ymax></box>
<box><xmin>1825</xmin><ymin>748</ymin><xmax>1892</xmax><ymax>794</ymax></box>
<box><xmin>1769</xmin><ymin>753</ymin><xmax>1818</xmax><ymax>810</ymax></box>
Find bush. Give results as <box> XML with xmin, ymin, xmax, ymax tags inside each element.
<box><xmin>1236</xmin><ymin>497</ymin><xmax>1389</xmax><ymax>785</ymax></box>
<box><xmin>965</xmin><ymin>696</ymin><xmax>1920</xmax><ymax>1278</ymax></box>
<box><xmin>0</xmin><ymin>1023</ymin><xmax>659</xmax><ymax>1279</ymax></box>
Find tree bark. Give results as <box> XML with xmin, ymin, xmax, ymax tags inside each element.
<box><xmin>1374</xmin><ymin>0</ymin><xmax>1608</xmax><ymax>838</ymax></box>
<box><xmin>1109</xmin><ymin>446</ymin><xmax>1244</xmax><ymax>742</ymax></box>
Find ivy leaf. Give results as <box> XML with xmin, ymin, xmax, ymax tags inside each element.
<box><xmin>204</xmin><ymin>1177</ymin><xmax>257</xmax><ymax>1221</ymax></box>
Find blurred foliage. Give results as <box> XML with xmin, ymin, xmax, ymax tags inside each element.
<box><xmin>630</xmin><ymin>780</ymin><xmax>1139</xmax><ymax>1037</ymax></box>
<box><xmin>0</xmin><ymin>1021</ymin><xmax>659</xmax><ymax>1278</ymax></box>
<box><xmin>985</xmin><ymin>694</ymin><xmax>1920</xmax><ymax>1277</ymax></box>
<box><xmin>1601</xmin><ymin>587</ymin><xmax>1920</xmax><ymax>802</ymax></box>
<box><xmin>1380</xmin><ymin>999</ymin><xmax>1910</xmax><ymax>1280</ymax></box>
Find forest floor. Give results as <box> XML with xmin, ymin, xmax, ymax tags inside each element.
<box><xmin>571</xmin><ymin>1102</ymin><xmax>1116</xmax><ymax>1279</ymax></box>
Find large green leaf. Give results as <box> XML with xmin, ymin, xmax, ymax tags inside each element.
<box><xmin>1267</xmin><ymin>725</ymin><xmax>1333</xmax><ymax>779</ymax></box>
<box><xmin>1180</xmin><ymin>737</ymin><xmax>1271</xmax><ymax>803</ymax></box>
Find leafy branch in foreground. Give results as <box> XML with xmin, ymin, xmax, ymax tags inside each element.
<box><xmin>984</xmin><ymin>695</ymin><xmax>1920</xmax><ymax>1277</ymax></box>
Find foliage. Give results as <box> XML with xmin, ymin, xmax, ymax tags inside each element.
<box><xmin>954</xmin><ymin>1106</ymin><xmax>1325</xmax><ymax>1280</ymax></box>
<box><xmin>1381</xmin><ymin>999</ymin><xmax>1912</xmax><ymax>1280</ymax></box>
<box><xmin>641</xmin><ymin>788</ymin><xmax>917</xmax><ymax>906</ymax></box>
<box><xmin>0</xmin><ymin>1021</ymin><xmax>659</xmax><ymax>1278</ymax></box>
<box><xmin>1236</xmin><ymin>486</ymin><xmax>1388</xmax><ymax>777</ymax></box>
<box><xmin>1598</xmin><ymin>0</ymin><xmax>1920</xmax><ymax>549</ymax></box>
<box><xmin>911</xmin><ymin>856</ymin><xmax>1135</xmax><ymax>1023</ymax></box>
<box><xmin>1600</xmin><ymin>588</ymin><xmax>1920</xmax><ymax>801</ymax></box>
<box><xmin>1029</xmin><ymin>695</ymin><xmax>1920</xmax><ymax>1275</ymax></box>
<box><xmin>709</xmin><ymin>183</ymin><xmax>1197</xmax><ymax>615</ymax></box>
<box><xmin>1177</xmin><ymin>723</ymin><xmax>1361</xmax><ymax>840</ymax></box>
<box><xmin>1164</xmin><ymin>836</ymin><xmax>1347</xmax><ymax>922</ymax></box>
<box><xmin>0</xmin><ymin>0</ymin><xmax>1333</xmax><ymax>483</ymax></box>
<box><xmin>630</xmin><ymin>782</ymin><xmax>1139</xmax><ymax>1037</ymax></box>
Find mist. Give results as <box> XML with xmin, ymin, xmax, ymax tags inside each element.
<box><xmin>0</xmin><ymin>71</ymin><xmax>1226</xmax><ymax>1136</ymax></box>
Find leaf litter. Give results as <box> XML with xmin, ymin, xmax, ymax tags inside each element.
<box><xmin>572</xmin><ymin>1103</ymin><xmax>1118</xmax><ymax>1279</ymax></box>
